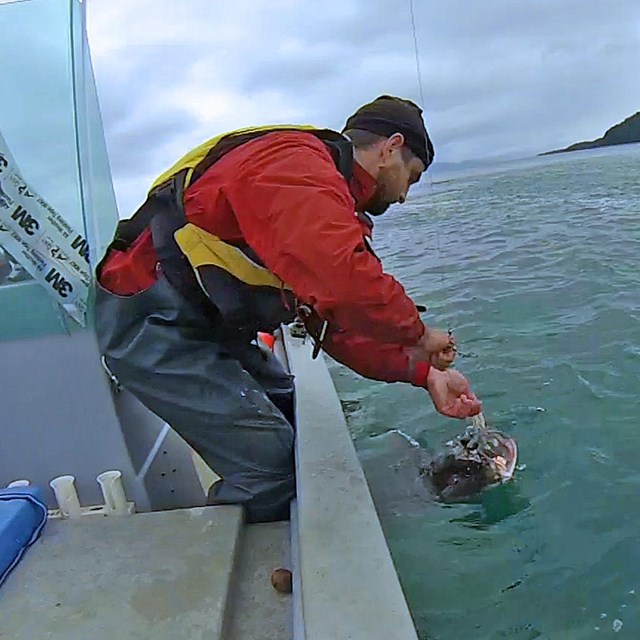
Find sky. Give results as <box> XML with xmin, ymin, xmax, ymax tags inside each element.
<box><xmin>85</xmin><ymin>0</ymin><xmax>640</xmax><ymax>216</ymax></box>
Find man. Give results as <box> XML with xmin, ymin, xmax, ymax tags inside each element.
<box><xmin>94</xmin><ymin>95</ymin><xmax>481</xmax><ymax>523</ymax></box>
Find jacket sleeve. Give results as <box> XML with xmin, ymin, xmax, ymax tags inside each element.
<box><xmin>222</xmin><ymin>132</ymin><xmax>425</xmax><ymax>347</ymax></box>
<box><xmin>322</xmin><ymin>332</ymin><xmax>410</xmax><ymax>382</ymax></box>
<box><xmin>321</xmin><ymin>327</ymin><xmax>431</xmax><ymax>386</ymax></box>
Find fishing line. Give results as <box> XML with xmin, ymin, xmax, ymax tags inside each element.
<box><xmin>408</xmin><ymin>0</ymin><xmax>451</xmax><ymax>333</ymax></box>
<box><xmin>408</xmin><ymin>0</ymin><xmax>425</xmax><ymax>107</ymax></box>
<box><xmin>408</xmin><ymin>1</ymin><xmax>476</xmax><ymax>359</ymax></box>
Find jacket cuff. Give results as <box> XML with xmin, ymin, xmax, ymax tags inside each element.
<box><xmin>410</xmin><ymin>360</ymin><xmax>431</xmax><ymax>388</ymax></box>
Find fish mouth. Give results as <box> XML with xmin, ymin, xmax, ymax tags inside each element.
<box><xmin>426</xmin><ymin>426</ymin><xmax>518</xmax><ymax>502</ymax></box>
<box><xmin>488</xmin><ymin>432</ymin><xmax>518</xmax><ymax>484</ymax></box>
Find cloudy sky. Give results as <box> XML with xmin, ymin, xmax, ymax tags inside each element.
<box><xmin>86</xmin><ymin>0</ymin><xmax>640</xmax><ymax>216</ymax></box>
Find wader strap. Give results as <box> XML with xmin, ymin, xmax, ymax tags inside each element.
<box><xmin>145</xmin><ymin>170</ymin><xmax>216</xmax><ymax>311</ymax></box>
<box><xmin>324</xmin><ymin>136</ymin><xmax>353</xmax><ymax>184</ymax></box>
<box><xmin>110</xmin><ymin>169</ymin><xmax>189</xmax><ymax>253</ymax></box>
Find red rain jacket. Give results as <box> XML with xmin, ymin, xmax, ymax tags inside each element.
<box><xmin>100</xmin><ymin>131</ymin><xmax>428</xmax><ymax>385</ymax></box>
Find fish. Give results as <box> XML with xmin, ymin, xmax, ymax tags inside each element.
<box><xmin>360</xmin><ymin>415</ymin><xmax>518</xmax><ymax>515</ymax></box>
<box><xmin>425</xmin><ymin>414</ymin><xmax>518</xmax><ymax>502</ymax></box>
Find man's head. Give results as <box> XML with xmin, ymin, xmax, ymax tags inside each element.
<box><xmin>342</xmin><ymin>95</ymin><xmax>434</xmax><ymax>215</ymax></box>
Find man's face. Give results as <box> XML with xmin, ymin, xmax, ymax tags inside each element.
<box><xmin>366</xmin><ymin>140</ymin><xmax>425</xmax><ymax>216</ymax></box>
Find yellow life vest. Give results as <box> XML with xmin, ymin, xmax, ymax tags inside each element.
<box><xmin>151</xmin><ymin>124</ymin><xmax>321</xmax><ymax>191</ymax></box>
<box><xmin>174</xmin><ymin>223</ymin><xmax>290</xmax><ymax>290</ymax></box>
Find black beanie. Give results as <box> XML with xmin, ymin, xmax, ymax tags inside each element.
<box><xmin>342</xmin><ymin>95</ymin><xmax>434</xmax><ymax>168</ymax></box>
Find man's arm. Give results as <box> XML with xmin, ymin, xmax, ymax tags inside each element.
<box><xmin>322</xmin><ymin>327</ymin><xmax>482</xmax><ymax>419</ymax></box>
<box><xmin>223</xmin><ymin>131</ymin><xmax>424</xmax><ymax>346</ymax></box>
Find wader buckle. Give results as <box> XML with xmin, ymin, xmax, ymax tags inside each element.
<box><xmin>293</xmin><ymin>304</ymin><xmax>328</xmax><ymax>360</ymax></box>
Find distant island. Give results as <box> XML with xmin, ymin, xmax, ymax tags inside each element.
<box><xmin>540</xmin><ymin>111</ymin><xmax>640</xmax><ymax>156</ymax></box>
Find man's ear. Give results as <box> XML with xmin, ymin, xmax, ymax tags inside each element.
<box><xmin>379</xmin><ymin>133</ymin><xmax>405</xmax><ymax>166</ymax></box>
<box><xmin>386</xmin><ymin>132</ymin><xmax>405</xmax><ymax>152</ymax></box>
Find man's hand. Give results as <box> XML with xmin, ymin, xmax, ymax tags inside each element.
<box><xmin>424</xmin><ymin>367</ymin><xmax>482</xmax><ymax>419</ymax></box>
<box><xmin>412</xmin><ymin>328</ymin><xmax>457</xmax><ymax>371</ymax></box>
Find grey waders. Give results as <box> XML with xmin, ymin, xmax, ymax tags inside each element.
<box><xmin>94</xmin><ymin>275</ymin><xmax>295</xmax><ymax>523</ymax></box>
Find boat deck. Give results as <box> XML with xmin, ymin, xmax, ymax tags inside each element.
<box><xmin>0</xmin><ymin>506</ymin><xmax>291</xmax><ymax>640</ymax></box>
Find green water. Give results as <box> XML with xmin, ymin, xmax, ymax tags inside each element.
<box><xmin>331</xmin><ymin>145</ymin><xmax>640</xmax><ymax>639</ymax></box>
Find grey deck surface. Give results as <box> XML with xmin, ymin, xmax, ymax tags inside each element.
<box><xmin>0</xmin><ymin>506</ymin><xmax>243</xmax><ymax>640</ymax></box>
<box><xmin>224</xmin><ymin>521</ymin><xmax>292</xmax><ymax>640</ymax></box>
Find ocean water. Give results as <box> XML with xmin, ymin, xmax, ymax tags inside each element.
<box><xmin>329</xmin><ymin>144</ymin><xmax>640</xmax><ymax>639</ymax></box>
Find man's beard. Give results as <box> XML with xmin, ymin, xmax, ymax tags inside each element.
<box><xmin>365</xmin><ymin>185</ymin><xmax>392</xmax><ymax>216</ymax></box>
